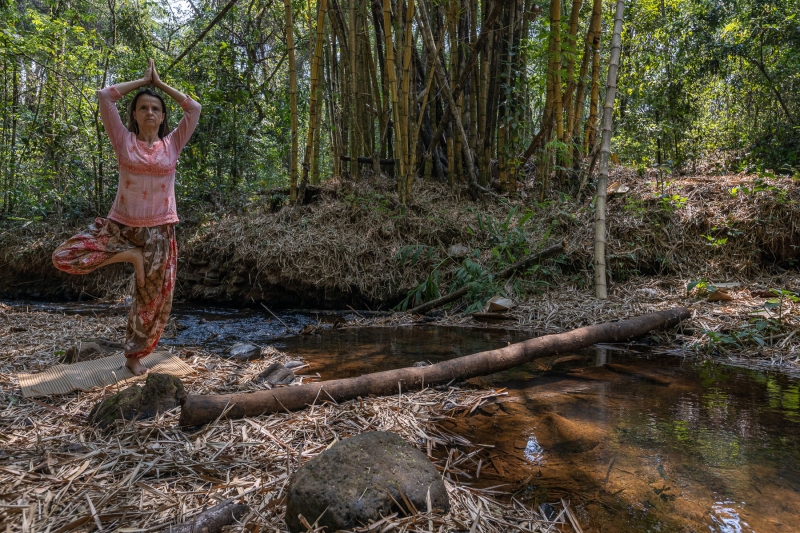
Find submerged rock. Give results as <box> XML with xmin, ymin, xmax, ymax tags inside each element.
<box><xmin>285</xmin><ymin>431</ymin><xmax>449</xmax><ymax>533</ymax></box>
<box><xmin>535</xmin><ymin>413</ymin><xmax>602</xmax><ymax>452</ymax></box>
<box><xmin>89</xmin><ymin>374</ymin><xmax>186</xmax><ymax>429</ymax></box>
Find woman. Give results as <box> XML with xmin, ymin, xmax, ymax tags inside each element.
<box><xmin>53</xmin><ymin>59</ymin><xmax>201</xmax><ymax>376</ymax></box>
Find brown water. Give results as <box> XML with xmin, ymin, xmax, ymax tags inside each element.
<box><xmin>277</xmin><ymin>326</ymin><xmax>800</xmax><ymax>533</ymax></box>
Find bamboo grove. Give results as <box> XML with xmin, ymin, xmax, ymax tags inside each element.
<box><xmin>290</xmin><ymin>0</ymin><xmax>615</xmax><ymax>205</ymax></box>
<box><xmin>1</xmin><ymin>0</ymin><xmax>799</xmax><ymax>219</ymax></box>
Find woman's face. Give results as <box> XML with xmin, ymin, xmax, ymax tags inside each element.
<box><xmin>133</xmin><ymin>94</ymin><xmax>164</xmax><ymax>132</ymax></box>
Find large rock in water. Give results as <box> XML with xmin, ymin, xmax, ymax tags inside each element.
<box><xmin>89</xmin><ymin>373</ymin><xmax>186</xmax><ymax>429</ymax></box>
<box><xmin>285</xmin><ymin>431</ymin><xmax>449</xmax><ymax>532</ymax></box>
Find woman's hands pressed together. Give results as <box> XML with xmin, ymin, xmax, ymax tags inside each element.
<box><xmin>111</xmin><ymin>59</ymin><xmax>187</xmax><ymax>104</ymax></box>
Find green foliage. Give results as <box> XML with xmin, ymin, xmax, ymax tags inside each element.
<box><xmin>698</xmin><ymin>287</ymin><xmax>798</xmax><ymax>353</ymax></box>
<box><xmin>658</xmin><ymin>194</ymin><xmax>688</xmax><ymax>212</ymax></box>
<box><xmin>396</xmin><ymin>206</ymin><xmax>553</xmax><ymax>314</ymax></box>
<box><xmin>394</xmin><ymin>244</ymin><xmax>440</xmax><ymax>267</ymax></box>
<box><xmin>730</xmin><ymin>171</ymin><xmax>791</xmax><ymax>204</ymax></box>
<box><xmin>0</xmin><ymin>0</ymin><xmax>313</xmax><ymax>220</ymax></box>
<box><xmin>686</xmin><ymin>278</ymin><xmax>717</xmax><ymax>296</ymax></box>
<box><xmin>615</xmin><ymin>0</ymin><xmax>800</xmax><ymax>171</ymax></box>
<box><xmin>468</xmin><ymin>205</ymin><xmax>535</xmax><ymax>266</ymax></box>
<box><xmin>396</xmin><ymin>270</ymin><xmax>441</xmax><ymax>311</ymax></box>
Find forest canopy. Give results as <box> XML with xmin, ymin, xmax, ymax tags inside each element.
<box><xmin>1</xmin><ymin>0</ymin><xmax>798</xmax><ymax>221</ymax></box>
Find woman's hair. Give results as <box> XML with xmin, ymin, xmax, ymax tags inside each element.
<box><xmin>127</xmin><ymin>88</ymin><xmax>170</xmax><ymax>139</ymax></box>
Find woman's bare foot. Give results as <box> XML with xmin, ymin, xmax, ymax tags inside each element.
<box><xmin>125</xmin><ymin>357</ymin><xmax>149</xmax><ymax>376</ymax></box>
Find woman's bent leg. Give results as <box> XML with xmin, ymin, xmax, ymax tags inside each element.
<box><xmin>123</xmin><ymin>224</ymin><xmax>177</xmax><ymax>373</ymax></box>
<box><xmin>52</xmin><ymin>218</ymin><xmax>137</xmax><ymax>275</ymax></box>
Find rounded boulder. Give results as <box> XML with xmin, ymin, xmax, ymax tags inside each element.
<box><xmin>285</xmin><ymin>431</ymin><xmax>449</xmax><ymax>532</ymax></box>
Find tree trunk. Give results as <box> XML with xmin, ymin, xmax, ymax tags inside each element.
<box><xmin>594</xmin><ymin>0</ymin><xmax>624</xmax><ymax>300</ymax></box>
<box><xmin>285</xmin><ymin>0</ymin><xmax>298</xmax><ymax>200</ymax></box>
<box><xmin>180</xmin><ymin>308</ymin><xmax>690</xmax><ymax>426</ymax></box>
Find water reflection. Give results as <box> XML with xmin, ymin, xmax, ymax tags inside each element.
<box><xmin>710</xmin><ymin>501</ymin><xmax>751</xmax><ymax>533</ymax></box>
<box><xmin>523</xmin><ymin>433</ymin><xmax>545</xmax><ymax>465</ymax></box>
<box><xmin>274</xmin><ymin>327</ymin><xmax>800</xmax><ymax>533</ymax></box>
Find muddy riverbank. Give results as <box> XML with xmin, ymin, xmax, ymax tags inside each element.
<box><xmin>2</xmin><ymin>171</ymin><xmax>800</xmax><ymax>366</ymax></box>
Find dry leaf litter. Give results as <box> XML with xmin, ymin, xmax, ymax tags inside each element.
<box><xmin>0</xmin><ymin>304</ymin><xmax>582</xmax><ymax>532</ymax></box>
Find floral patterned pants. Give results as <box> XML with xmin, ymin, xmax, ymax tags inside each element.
<box><xmin>52</xmin><ymin>218</ymin><xmax>177</xmax><ymax>359</ymax></box>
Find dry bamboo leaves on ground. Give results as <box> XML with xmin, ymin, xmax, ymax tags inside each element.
<box><xmin>0</xmin><ymin>304</ymin><xmax>584</xmax><ymax>532</ymax></box>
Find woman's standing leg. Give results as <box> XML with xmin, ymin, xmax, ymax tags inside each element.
<box><xmin>123</xmin><ymin>224</ymin><xmax>177</xmax><ymax>375</ymax></box>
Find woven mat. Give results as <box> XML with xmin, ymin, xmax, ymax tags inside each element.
<box><xmin>18</xmin><ymin>352</ymin><xmax>194</xmax><ymax>398</ymax></box>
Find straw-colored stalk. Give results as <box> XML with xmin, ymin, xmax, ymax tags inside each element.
<box><xmin>284</xmin><ymin>0</ymin><xmax>297</xmax><ymax>201</ymax></box>
<box><xmin>594</xmin><ymin>0</ymin><xmax>625</xmax><ymax>300</ymax></box>
<box><xmin>585</xmin><ymin>0</ymin><xmax>602</xmax><ymax>154</ymax></box>
<box><xmin>300</xmin><ymin>0</ymin><xmax>328</xmax><ymax>192</ymax></box>
<box><xmin>382</xmin><ymin>0</ymin><xmax>403</xmax><ymax>190</ymax></box>
<box><xmin>400</xmin><ymin>0</ymin><xmax>415</xmax><ymax>201</ymax></box>
<box><xmin>570</xmin><ymin>0</ymin><xmax>602</xmax><ymax>164</ymax></box>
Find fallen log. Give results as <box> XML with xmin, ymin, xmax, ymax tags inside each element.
<box><xmin>180</xmin><ymin>308</ymin><xmax>689</xmax><ymax>426</ymax></box>
<box><xmin>407</xmin><ymin>242</ymin><xmax>565</xmax><ymax>315</ymax></box>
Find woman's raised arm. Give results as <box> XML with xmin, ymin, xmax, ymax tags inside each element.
<box><xmin>150</xmin><ymin>59</ymin><xmax>202</xmax><ymax>152</ymax></box>
<box><xmin>96</xmin><ymin>61</ymin><xmax>154</xmax><ymax>150</ymax></box>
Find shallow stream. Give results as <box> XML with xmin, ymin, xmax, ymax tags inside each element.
<box><xmin>8</xmin><ymin>301</ymin><xmax>800</xmax><ymax>532</ymax></box>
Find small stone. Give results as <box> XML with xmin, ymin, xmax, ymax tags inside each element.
<box><xmin>285</xmin><ymin>431</ymin><xmax>449</xmax><ymax>533</ymax></box>
<box><xmin>89</xmin><ymin>374</ymin><xmax>186</xmax><ymax>429</ymax></box>
<box><xmin>226</xmin><ymin>342</ymin><xmax>262</xmax><ymax>360</ymax></box>
<box><xmin>63</xmin><ymin>442</ymin><xmax>89</xmax><ymax>454</ymax></box>
<box><xmin>447</xmin><ymin>243</ymin><xmax>470</xmax><ymax>258</ymax></box>
<box><xmin>61</xmin><ymin>338</ymin><xmax>123</xmax><ymax>364</ymax></box>
<box><xmin>255</xmin><ymin>363</ymin><xmax>295</xmax><ymax>385</ymax></box>
<box><xmin>412</xmin><ymin>361</ymin><xmax>431</xmax><ymax>368</ymax></box>
<box><xmin>284</xmin><ymin>360</ymin><xmax>305</xmax><ymax>369</ymax></box>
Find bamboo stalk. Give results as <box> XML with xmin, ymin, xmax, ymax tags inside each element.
<box><xmin>299</xmin><ymin>0</ymin><xmax>329</xmax><ymax>199</ymax></box>
<box><xmin>570</xmin><ymin>0</ymin><xmax>601</xmax><ymax>166</ymax></box>
<box><xmin>400</xmin><ymin>0</ymin><xmax>416</xmax><ymax>201</ymax></box>
<box><xmin>594</xmin><ymin>0</ymin><xmax>625</xmax><ymax>300</ymax></box>
<box><xmin>585</xmin><ymin>0</ymin><xmax>602</xmax><ymax>155</ymax></box>
<box><xmin>382</xmin><ymin>0</ymin><xmax>403</xmax><ymax>188</ymax></box>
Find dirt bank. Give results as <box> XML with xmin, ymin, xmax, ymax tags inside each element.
<box><xmin>1</xmin><ymin>169</ymin><xmax>799</xmax><ymax>310</ymax></box>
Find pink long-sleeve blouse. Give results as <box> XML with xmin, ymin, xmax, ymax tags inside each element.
<box><xmin>98</xmin><ymin>85</ymin><xmax>201</xmax><ymax>227</ymax></box>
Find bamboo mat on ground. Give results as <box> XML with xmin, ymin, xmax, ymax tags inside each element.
<box><xmin>18</xmin><ymin>351</ymin><xmax>194</xmax><ymax>398</ymax></box>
